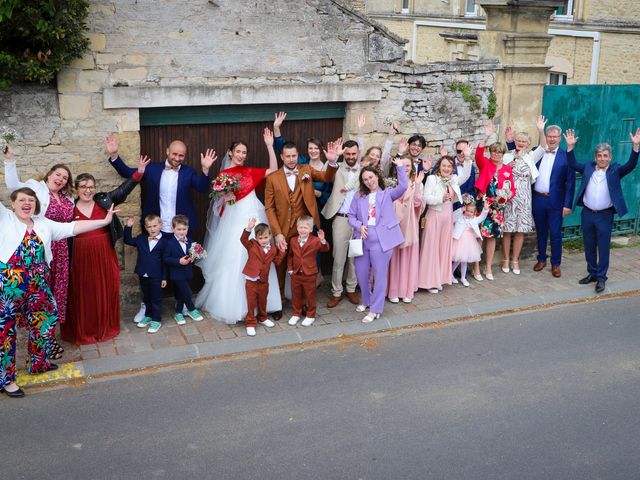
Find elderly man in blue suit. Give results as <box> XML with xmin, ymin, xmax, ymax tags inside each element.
<box><xmin>532</xmin><ymin>124</ymin><xmax>576</xmax><ymax>278</ymax></box>
<box><xmin>564</xmin><ymin>127</ymin><xmax>640</xmax><ymax>293</ymax></box>
<box><xmin>106</xmin><ymin>135</ymin><xmax>217</xmax><ymax>320</ymax></box>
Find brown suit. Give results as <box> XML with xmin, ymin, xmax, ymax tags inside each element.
<box><xmin>240</xmin><ymin>230</ymin><xmax>286</xmax><ymax>326</ymax></box>
<box><xmin>264</xmin><ymin>163</ymin><xmax>337</xmax><ymax>297</ymax></box>
<box><xmin>287</xmin><ymin>235</ymin><xmax>330</xmax><ymax>318</ymax></box>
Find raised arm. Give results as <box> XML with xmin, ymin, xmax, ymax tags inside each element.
<box><xmin>563</xmin><ymin>129</ymin><xmax>584</xmax><ymax>173</ymax></box>
<box><xmin>71</xmin><ymin>204</ymin><xmax>118</xmax><ymax>236</ymax></box>
<box><xmin>619</xmin><ymin>128</ymin><xmax>640</xmax><ymax>178</ymax></box>
<box><xmin>389</xmin><ymin>157</ymin><xmax>409</xmax><ymax>201</ymax></box>
<box><xmin>357</xmin><ymin>114</ymin><xmax>366</xmax><ymax>161</ymax></box>
<box><xmin>273</xmin><ymin>112</ymin><xmax>287</xmax><ymax>157</ymax></box>
<box><xmin>3</xmin><ymin>145</ymin><xmax>30</xmax><ymax>190</ymax></box>
<box><xmin>263</xmin><ymin>128</ymin><xmax>279</xmax><ymax>175</ymax></box>
<box><xmin>106</xmin><ymin>134</ymin><xmax>137</xmax><ymax>178</ymax></box>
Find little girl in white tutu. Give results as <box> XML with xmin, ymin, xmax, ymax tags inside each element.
<box><xmin>452</xmin><ymin>194</ymin><xmax>488</xmax><ymax>287</ymax></box>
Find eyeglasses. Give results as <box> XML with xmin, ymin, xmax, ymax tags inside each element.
<box><xmin>77</xmin><ymin>185</ymin><xmax>96</xmax><ymax>191</ymax></box>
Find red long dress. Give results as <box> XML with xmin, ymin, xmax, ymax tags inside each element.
<box><xmin>61</xmin><ymin>203</ymin><xmax>120</xmax><ymax>345</ymax></box>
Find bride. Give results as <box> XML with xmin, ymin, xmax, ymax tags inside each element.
<box><xmin>196</xmin><ymin>128</ymin><xmax>280</xmax><ymax>324</ymax></box>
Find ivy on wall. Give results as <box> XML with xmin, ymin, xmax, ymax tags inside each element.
<box><xmin>0</xmin><ymin>0</ymin><xmax>90</xmax><ymax>89</ymax></box>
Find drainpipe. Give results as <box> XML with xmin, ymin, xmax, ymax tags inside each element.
<box><xmin>410</xmin><ymin>20</ymin><xmax>601</xmax><ymax>84</ymax></box>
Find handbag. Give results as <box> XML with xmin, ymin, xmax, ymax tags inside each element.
<box><xmin>348</xmin><ymin>238</ymin><xmax>363</xmax><ymax>257</ymax></box>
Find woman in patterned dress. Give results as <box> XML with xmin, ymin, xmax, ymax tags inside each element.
<box><xmin>3</xmin><ymin>145</ymin><xmax>74</xmax><ymax>359</ymax></box>
<box><xmin>501</xmin><ymin>116</ymin><xmax>548</xmax><ymax>275</ymax></box>
<box><xmin>0</xmin><ymin>187</ymin><xmax>117</xmax><ymax>398</ymax></box>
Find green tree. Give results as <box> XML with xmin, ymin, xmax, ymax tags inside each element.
<box><xmin>0</xmin><ymin>0</ymin><xmax>90</xmax><ymax>89</ymax></box>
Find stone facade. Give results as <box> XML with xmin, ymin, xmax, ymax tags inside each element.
<box><xmin>365</xmin><ymin>0</ymin><xmax>640</xmax><ymax>85</ymax></box>
<box><xmin>0</xmin><ymin>0</ymin><xmax>503</xmax><ymax>299</ymax></box>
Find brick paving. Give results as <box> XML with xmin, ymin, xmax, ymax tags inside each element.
<box><xmin>13</xmin><ymin>244</ymin><xmax>640</xmax><ymax>370</ymax></box>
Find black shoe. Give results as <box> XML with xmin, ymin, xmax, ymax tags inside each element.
<box><xmin>272</xmin><ymin>310</ymin><xmax>283</xmax><ymax>321</ymax></box>
<box><xmin>579</xmin><ymin>274</ymin><xmax>597</xmax><ymax>285</ymax></box>
<box><xmin>33</xmin><ymin>363</ymin><xmax>59</xmax><ymax>374</ymax></box>
<box><xmin>1</xmin><ymin>386</ymin><xmax>25</xmax><ymax>398</ymax></box>
<box><xmin>595</xmin><ymin>280</ymin><xmax>606</xmax><ymax>293</ymax></box>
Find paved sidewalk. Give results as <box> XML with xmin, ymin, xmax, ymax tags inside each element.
<box><xmin>13</xmin><ymin>244</ymin><xmax>640</xmax><ymax>389</ymax></box>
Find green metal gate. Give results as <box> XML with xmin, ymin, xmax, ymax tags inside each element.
<box><xmin>542</xmin><ymin>84</ymin><xmax>640</xmax><ymax>238</ymax></box>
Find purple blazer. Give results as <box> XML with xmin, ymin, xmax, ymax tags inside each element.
<box><xmin>348</xmin><ymin>165</ymin><xmax>408</xmax><ymax>252</ymax></box>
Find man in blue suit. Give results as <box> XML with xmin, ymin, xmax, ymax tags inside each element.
<box><xmin>564</xmin><ymin>128</ymin><xmax>640</xmax><ymax>293</ymax></box>
<box><xmin>105</xmin><ymin>135</ymin><xmax>217</xmax><ymax>234</ymax></box>
<box><xmin>532</xmin><ymin>124</ymin><xmax>576</xmax><ymax>278</ymax></box>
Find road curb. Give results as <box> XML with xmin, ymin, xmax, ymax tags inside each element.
<box><xmin>17</xmin><ymin>280</ymin><xmax>640</xmax><ymax>391</ymax></box>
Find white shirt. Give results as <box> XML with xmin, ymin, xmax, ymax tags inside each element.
<box><xmin>338</xmin><ymin>168</ymin><xmax>358</xmax><ymax>215</ymax></box>
<box><xmin>583</xmin><ymin>168</ymin><xmax>612</xmax><ymax>211</ymax></box>
<box><xmin>284</xmin><ymin>167</ymin><xmax>298</xmax><ymax>192</ymax></box>
<box><xmin>367</xmin><ymin>192</ymin><xmax>377</xmax><ymax>226</ymax></box>
<box><xmin>534</xmin><ymin>149</ymin><xmax>556</xmax><ymax>194</ymax></box>
<box><xmin>148</xmin><ymin>236</ymin><xmax>161</xmax><ymax>251</ymax></box>
<box><xmin>175</xmin><ymin>234</ymin><xmax>187</xmax><ymax>254</ymax></box>
<box><xmin>159</xmin><ymin>161</ymin><xmax>180</xmax><ymax>233</ymax></box>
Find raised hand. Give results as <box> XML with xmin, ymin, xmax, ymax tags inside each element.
<box><xmin>105</xmin><ymin>134</ymin><xmax>119</xmax><ymax>159</ymax></box>
<box><xmin>422</xmin><ymin>154</ymin><xmax>435</xmax><ymax>173</ymax></box>
<box><xmin>397</xmin><ymin>137</ymin><xmax>409</xmax><ymax>155</ymax></box>
<box><xmin>247</xmin><ymin>217</ymin><xmax>257</xmax><ymax>230</ymax></box>
<box><xmin>317</xmin><ymin>229</ymin><xmax>325</xmax><ymax>242</ymax></box>
<box><xmin>483</xmin><ymin>120</ymin><xmax>497</xmax><ymax>139</ymax></box>
<box><xmin>630</xmin><ymin>127</ymin><xmax>640</xmax><ymax>149</ymax></box>
<box><xmin>137</xmin><ymin>155</ymin><xmax>151</xmax><ymax>174</ymax></box>
<box><xmin>2</xmin><ymin>143</ymin><xmax>13</xmax><ymax>160</ymax></box>
<box><xmin>439</xmin><ymin>145</ymin><xmax>449</xmax><ymax>157</ymax></box>
<box><xmin>357</xmin><ymin>114</ymin><xmax>366</xmax><ymax>132</ymax></box>
<box><xmin>103</xmin><ymin>204</ymin><xmax>120</xmax><ymax>225</ymax></box>
<box><xmin>391</xmin><ymin>156</ymin><xmax>405</xmax><ymax>167</ymax></box>
<box><xmin>388</xmin><ymin>121</ymin><xmax>399</xmax><ymax>137</ymax></box>
<box><xmin>536</xmin><ymin>115</ymin><xmax>548</xmax><ymax>132</ymax></box>
<box><xmin>505</xmin><ymin>126</ymin><xmax>515</xmax><ymax>143</ymax></box>
<box><xmin>125</xmin><ymin>216</ymin><xmax>135</xmax><ymax>228</ymax></box>
<box><xmin>324</xmin><ymin>139</ymin><xmax>344</xmax><ymax>164</ymax></box>
<box><xmin>263</xmin><ymin>127</ymin><xmax>274</xmax><ymax>147</ymax></box>
<box><xmin>200</xmin><ymin>148</ymin><xmax>218</xmax><ymax>174</ymax></box>
<box><xmin>273</xmin><ymin>111</ymin><xmax>287</xmax><ymax>129</ymax></box>
<box><xmin>416</xmin><ymin>170</ymin><xmax>425</xmax><ymax>184</ymax></box>
<box><xmin>563</xmin><ymin>129</ymin><xmax>579</xmax><ymax>150</ymax></box>
<box><xmin>462</xmin><ymin>143</ymin><xmax>473</xmax><ymax>159</ymax></box>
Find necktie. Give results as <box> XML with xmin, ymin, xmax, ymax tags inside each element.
<box><xmin>285</xmin><ymin>169</ymin><xmax>298</xmax><ymax>176</ymax></box>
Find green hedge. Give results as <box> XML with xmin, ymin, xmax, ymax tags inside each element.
<box><xmin>0</xmin><ymin>0</ymin><xmax>90</xmax><ymax>89</ymax></box>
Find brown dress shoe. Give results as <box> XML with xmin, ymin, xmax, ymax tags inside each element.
<box><xmin>344</xmin><ymin>291</ymin><xmax>361</xmax><ymax>305</ymax></box>
<box><xmin>551</xmin><ymin>265</ymin><xmax>561</xmax><ymax>278</ymax></box>
<box><xmin>326</xmin><ymin>295</ymin><xmax>343</xmax><ymax>308</ymax></box>
<box><xmin>533</xmin><ymin>262</ymin><xmax>546</xmax><ymax>272</ymax></box>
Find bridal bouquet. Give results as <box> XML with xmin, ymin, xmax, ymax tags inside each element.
<box><xmin>384</xmin><ymin>177</ymin><xmax>398</xmax><ymax>188</ymax></box>
<box><xmin>491</xmin><ymin>180</ymin><xmax>513</xmax><ymax>209</ymax></box>
<box><xmin>210</xmin><ymin>173</ymin><xmax>241</xmax><ymax>204</ymax></box>
<box><xmin>0</xmin><ymin>126</ymin><xmax>17</xmax><ymax>153</ymax></box>
<box><xmin>188</xmin><ymin>242</ymin><xmax>207</xmax><ymax>261</ymax></box>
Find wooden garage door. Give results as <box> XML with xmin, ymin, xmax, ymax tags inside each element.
<box><xmin>139</xmin><ymin>103</ymin><xmax>345</xmax><ymax>287</ymax></box>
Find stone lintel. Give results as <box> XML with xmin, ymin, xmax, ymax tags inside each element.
<box><xmin>103</xmin><ymin>83</ymin><xmax>381</xmax><ymax>109</ymax></box>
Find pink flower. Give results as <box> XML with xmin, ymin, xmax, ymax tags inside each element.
<box><xmin>301</xmin><ymin>173</ymin><xmax>311</xmax><ymax>182</ymax></box>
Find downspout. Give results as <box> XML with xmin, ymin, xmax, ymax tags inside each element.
<box><xmin>410</xmin><ymin>20</ymin><xmax>601</xmax><ymax>84</ymax></box>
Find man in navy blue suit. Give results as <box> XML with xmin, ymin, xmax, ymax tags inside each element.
<box><xmin>105</xmin><ymin>135</ymin><xmax>217</xmax><ymax>234</ymax></box>
<box><xmin>564</xmin><ymin>127</ymin><xmax>640</xmax><ymax>293</ymax></box>
<box><xmin>531</xmin><ymin>124</ymin><xmax>576</xmax><ymax>278</ymax></box>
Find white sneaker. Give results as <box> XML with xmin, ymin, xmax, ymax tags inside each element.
<box><xmin>246</xmin><ymin>327</ymin><xmax>256</xmax><ymax>337</ymax></box>
<box><xmin>451</xmin><ymin>277</ymin><xmax>459</xmax><ymax>284</ymax></box>
<box><xmin>356</xmin><ymin>304</ymin><xmax>368</xmax><ymax>312</ymax></box>
<box><xmin>402</xmin><ymin>297</ymin><xmax>412</xmax><ymax>303</ymax></box>
<box><xmin>260</xmin><ymin>319</ymin><xmax>275</xmax><ymax>328</ymax></box>
<box><xmin>388</xmin><ymin>297</ymin><xmax>399</xmax><ymax>304</ymax></box>
<box><xmin>133</xmin><ymin>303</ymin><xmax>146</xmax><ymax>323</ymax></box>
<box><xmin>288</xmin><ymin>316</ymin><xmax>301</xmax><ymax>326</ymax></box>
<box><xmin>301</xmin><ymin>317</ymin><xmax>315</xmax><ymax>327</ymax></box>
<box><xmin>461</xmin><ymin>278</ymin><xmax>470</xmax><ymax>287</ymax></box>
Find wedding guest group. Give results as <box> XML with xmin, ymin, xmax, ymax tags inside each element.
<box><xmin>3</xmin><ymin>111</ymin><xmax>638</xmax><ymax>398</ymax></box>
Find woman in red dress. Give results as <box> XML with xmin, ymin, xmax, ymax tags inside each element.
<box><xmin>62</xmin><ymin>156</ymin><xmax>149</xmax><ymax>345</ymax></box>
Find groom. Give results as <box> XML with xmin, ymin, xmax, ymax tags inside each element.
<box><xmin>264</xmin><ymin>140</ymin><xmax>340</xmax><ymax>318</ymax></box>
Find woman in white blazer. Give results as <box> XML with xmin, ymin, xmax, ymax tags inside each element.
<box><xmin>417</xmin><ymin>154</ymin><xmax>472</xmax><ymax>293</ymax></box>
<box><xmin>0</xmin><ymin>187</ymin><xmax>116</xmax><ymax>398</ymax></box>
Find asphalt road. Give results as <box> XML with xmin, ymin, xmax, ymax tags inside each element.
<box><xmin>5</xmin><ymin>296</ymin><xmax>640</xmax><ymax>480</ymax></box>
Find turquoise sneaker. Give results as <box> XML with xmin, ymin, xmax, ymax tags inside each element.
<box><xmin>147</xmin><ymin>321</ymin><xmax>161</xmax><ymax>334</ymax></box>
<box><xmin>174</xmin><ymin>313</ymin><xmax>186</xmax><ymax>325</ymax></box>
<box><xmin>137</xmin><ymin>317</ymin><xmax>152</xmax><ymax>328</ymax></box>
<box><xmin>187</xmin><ymin>309</ymin><xmax>203</xmax><ymax>321</ymax></box>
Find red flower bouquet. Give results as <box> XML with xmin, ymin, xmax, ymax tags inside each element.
<box><xmin>210</xmin><ymin>173</ymin><xmax>241</xmax><ymax>204</ymax></box>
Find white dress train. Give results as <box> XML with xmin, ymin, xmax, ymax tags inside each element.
<box><xmin>195</xmin><ymin>190</ymin><xmax>282</xmax><ymax>324</ymax></box>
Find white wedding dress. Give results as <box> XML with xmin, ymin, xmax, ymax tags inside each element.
<box><xmin>195</xmin><ymin>189</ymin><xmax>282</xmax><ymax>324</ymax></box>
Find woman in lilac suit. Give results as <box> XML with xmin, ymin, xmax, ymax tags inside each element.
<box><xmin>348</xmin><ymin>158</ymin><xmax>407</xmax><ymax>323</ymax></box>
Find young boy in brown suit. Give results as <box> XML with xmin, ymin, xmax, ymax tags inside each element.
<box><xmin>287</xmin><ymin>215</ymin><xmax>330</xmax><ymax>327</ymax></box>
<box><xmin>241</xmin><ymin>218</ymin><xmax>287</xmax><ymax>337</ymax></box>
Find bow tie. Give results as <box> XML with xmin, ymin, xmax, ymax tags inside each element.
<box><xmin>262</xmin><ymin>245</ymin><xmax>271</xmax><ymax>253</ymax></box>
<box><xmin>545</xmin><ymin>149</ymin><xmax>556</xmax><ymax>154</ymax></box>
<box><xmin>455</xmin><ymin>160</ymin><xmax>464</xmax><ymax>167</ymax></box>
<box><xmin>285</xmin><ymin>169</ymin><xmax>298</xmax><ymax>177</ymax></box>
<box><xmin>148</xmin><ymin>236</ymin><xmax>161</xmax><ymax>241</ymax></box>
<box><xmin>347</xmin><ymin>167</ymin><xmax>358</xmax><ymax>172</ymax></box>
<box><xmin>165</xmin><ymin>165</ymin><xmax>179</xmax><ymax>171</ymax></box>
<box><xmin>298</xmin><ymin>238</ymin><xmax>308</xmax><ymax>247</ymax></box>
<box><xmin>178</xmin><ymin>237</ymin><xmax>187</xmax><ymax>243</ymax></box>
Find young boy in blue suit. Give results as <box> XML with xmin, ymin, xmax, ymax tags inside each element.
<box><xmin>163</xmin><ymin>215</ymin><xmax>204</xmax><ymax>325</ymax></box>
<box><xmin>124</xmin><ymin>214</ymin><xmax>167</xmax><ymax>334</ymax></box>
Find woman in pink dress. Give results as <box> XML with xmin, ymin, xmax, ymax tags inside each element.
<box><xmin>387</xmin><ymin>156</ymin><xmax>425</xmax><ymax>303</ymax></box>
<box><xmin>3</xmin><ymin>147</ymin><xmax>74</xmax><ymax>359</ymax></box>
<box><xmin>417</xmin><ymin>152</ymin><xmax>472</xmax><ymax>293</ymax></box>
